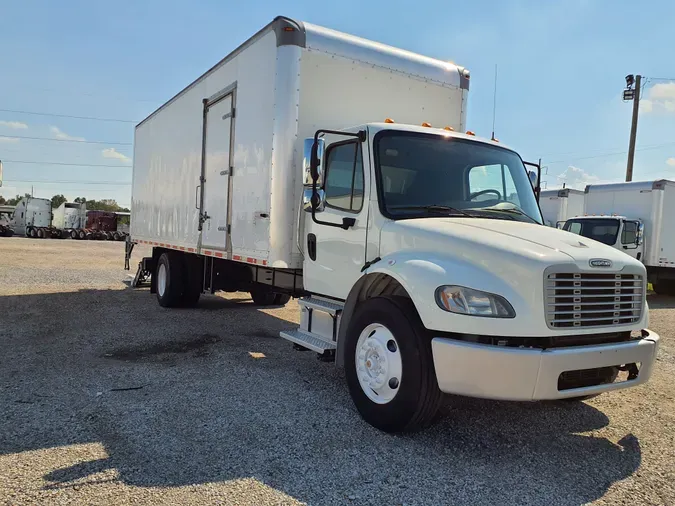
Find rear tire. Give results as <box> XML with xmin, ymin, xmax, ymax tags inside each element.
<box><xmin>71</xmin><ymin>230</ymin><xmax>78</xmax><ymax>239</ymax></box>
<box><xmin>178</xmin><ymin>254</ymin><xmax>202</xmax><ymax>307</ymax></box>
<box><xmin>37</xmin><ymin>229</ymin><xmax>45</xmax><ymax>239</ymax></box>
<box><xmin>28</xmin><ymin>228</ymin><xmax>36</xmax><ymax>238</ymax></box>
<box><xmin>653</xmin><ymin>281</ymin><xmax>675</xmax><ymax>296</ymax></box>
<box><xmin>250</xmin><ymin>287</ymin><xmax>290</xmax><ymax>306</ymax></box>
<box><xmin>344</xmin><ymin>296</ymin><xmax>442</xmax><ymax>433</ymax></box>
<box><xmin>156</xmin><ymin>252</ymin><xmax>184</xmax><ymax>308</ymax></box>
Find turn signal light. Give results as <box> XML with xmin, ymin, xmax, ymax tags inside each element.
<box><xmin>443</xmin><ymin>126</ymin><xmax>454</xmax><ymax>131</ymax></box>
<box><xmin>421</xmin><ymin>122</ymin><xmax>432</xmax><ymax>127</ymax></box>
<box><xmin>466</xmin><ymin>131</ymin><xmax>476</xmax><ymax>136</ymax></box>
<box><xmin>384</xmin><ymin>118</ymin><xmax>395</xmax><ymax>123</ymax></box>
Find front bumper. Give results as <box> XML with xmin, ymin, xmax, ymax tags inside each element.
<box><xmin>431</xmin><ymin>330</ymin><xmax>660</xmax><ymax>400</ymax></box>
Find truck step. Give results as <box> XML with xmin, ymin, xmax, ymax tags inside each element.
<box><xmin>298</xmin><ymin>297</ymin><xmax>344</xmax><ymax>315</ymax></box>
<box><xmin>279</xmin><ymin>329</ymin><xmax>337</xmax><ymax>353</ymax></box>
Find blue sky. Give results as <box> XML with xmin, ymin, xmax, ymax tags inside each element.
<box><xmin>1</xmin><ymin>0</ymin><xmax>674</xmax><ymax>207</ymax></box>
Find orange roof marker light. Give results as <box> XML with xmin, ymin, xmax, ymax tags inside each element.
<box><xmin>384</xmin><ymin>118</ymin><xmax>395</xmax><ymax>124</ymax></box>
<box><xmin>443</xmin><ymin>126</ymin><xmax>455</xmax><ymax>131</ymax></box>
<box><xmin>465</xmin><ymin>131</ymin><xmax>476</xmax><ymax>136</ymax></box>
<box><xmin>421</xmin><ymin>122</ymin><xmax>432</xmax><ymax>127</ymax></box>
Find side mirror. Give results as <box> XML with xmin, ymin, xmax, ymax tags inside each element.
<box><xmin>528</xmin><ymin>170</ymin><xmax>538</xmax><ymax>188</ymax></box>
<box><xmin>303</xmin><ymin>138</ymin><xmax>325</xmax><ymax>186</ymax></box>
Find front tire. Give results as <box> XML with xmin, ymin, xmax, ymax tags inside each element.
<box><xmin>156</xmin><ymin>252</ymin><xmax>184</xmax><ymax>308</ymax></box>
<box><xmin>344</xmin><ymin>296</ymin><xmax>442</xmax><ymax>433</ymax></box>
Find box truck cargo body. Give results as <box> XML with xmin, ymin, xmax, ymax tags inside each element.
<box><xmin>539</xmin><ymin>188</ymin><xmax>585</xmax><ymax>227</ymax></box>
<box><xmin>563</xmin><ymin>180</ymin><xmax>675</xmax><ymax>294</ymax></box>
<box><xmin>127</xmin><ymin>17</ymin><xmax>658</xmax><ymax>432</ymax></box>
<box><xmin>131</xmin><ymin>18</ymin><xmax>468</xmax><ymax>267</ymax></box>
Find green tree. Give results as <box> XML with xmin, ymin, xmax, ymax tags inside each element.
<box><xmin>0</xmin><ymin>196</ymin><xmax>6</xmax><ymax>205</ymax></box>
<box><xmin>51</xmin><ymin>194</ymin><xmax>68</xmax><ymax>208</ymax></box>
<box><xmin>74</xmin><ymin>197</ymin><xmax>87</xmax><ymax>203</ymax></box>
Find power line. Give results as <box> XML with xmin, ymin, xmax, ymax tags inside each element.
<box><xmin>0</xmin><ymin>134</ymin><xmax>131</xmax><ymax>146</ymax></box>
<box><xmin>546</xmin><ymin>142</ymin><xmax>675</xmax><ymax>165</ymax></box>
<box><xmin>4</xmin><ymin>179</ymin><xmax>131</xmax><ymax>185</ymax></box>
<box><xmin>540</xmin><ymin>141</ymin><xmax>675</xmax><ymax>159</ymax></box>
<box><xmin>2</xmin><ymin>160</ymin><xmax>130</xmax><ymax>168</ymax></box>
<box><xmin>0</xmin><ymin>108</ymin><xmax>138</xmax><ymax>123</ymax></box>
<box><xmin>645</xmin><ymin>77</ymin><xmax>675</xmax><ymax>82</ymax></box>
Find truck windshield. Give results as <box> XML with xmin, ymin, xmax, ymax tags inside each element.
<box><xmin>373</xmin><ymin>131</ymin><xmax>542</xmax><ymax>224</ymax></box>
<box><xmin>563</xmin><ymin>218</ymin><xmax>620</xmax><ymax>245</ymax></box>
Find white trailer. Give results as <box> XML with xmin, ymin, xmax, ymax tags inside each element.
<box><xmin>11</xmin><ymin>197</ymin><xmax>52</xmax><ymax>237</ymax></box>
<box><xmin>127</xmin><ymin>17</ymin><xmax>658</xmax><ymax>432</ymax></box>
<box><xmin>52</xmin><ymin>202</ymin><xmax>87</xmax><ymax>239</ymax></box>
<box><xmin>538</xmin><ymin>188</ymin><xmax>585</xmax><ymax>227</ymax></box>
<box><xmin>562</xmin><ymin>179</ymin><xmax>675</xmax><ymax>295</ymax></box>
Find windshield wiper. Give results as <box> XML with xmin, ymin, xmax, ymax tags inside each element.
<box><xmin>389</xmin><ymin>205</ymin><xmax>477</xmax><ymax>218</ymax></box>
<box><xmin>478</xmin><ymin>207</ymin><xmax>538</xmax><ymax>223</ymax></box>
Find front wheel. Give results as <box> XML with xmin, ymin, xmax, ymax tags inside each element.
<box><xmin>344</xmin><ymin>296</ymin><xmax>442</xmax><ymax>433</ymax></box>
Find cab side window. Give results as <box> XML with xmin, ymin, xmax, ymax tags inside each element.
<box><xmin>324</xmin><ymin>141</ymin><xmax>364</xmax><ymax>212</ymax></box>
<box><xmin>622</xmin><ymin>221</ymin><xmax>638</xmax><ymax>245</ymax></box>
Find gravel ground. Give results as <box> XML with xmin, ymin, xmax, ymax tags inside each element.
<box><xmin>1</xmin><ymin>237</ymin><xmax>674</xmax><ymax>505</ymax></box>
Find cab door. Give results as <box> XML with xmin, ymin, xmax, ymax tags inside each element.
<box><xmin>620</xmin><ymin>220</ymin><xmax>643</xmax><ymax>261</ymax></box>
<box><xmin>303</xmin><ymin>138</ymin><xmax>369</xmax><ymax>299</ymax></box>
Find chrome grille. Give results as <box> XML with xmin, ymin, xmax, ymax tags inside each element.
<box><xmin>546</xmin><ymin>272</ymin><xmax>644</xmax><ymax>329</ymax></box>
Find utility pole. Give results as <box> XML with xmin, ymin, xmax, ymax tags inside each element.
<box><xmin>623</xmin><ymin>74</ymin><xmax>641</xmax><ymax>182</ymax></box>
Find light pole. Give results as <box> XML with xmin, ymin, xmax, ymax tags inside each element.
<box><xmin>623</xmin><ymin>74</ymin><xmax>641</xmax><ymax>182</ymax></box>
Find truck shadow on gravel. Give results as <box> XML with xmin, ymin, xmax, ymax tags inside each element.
<box><xmin>0</xmin><ymin>288</ymin><xmax>644</xmax><ymax>505</ymax></box>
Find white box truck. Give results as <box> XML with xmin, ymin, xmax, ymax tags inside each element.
<box><xmin>539</xmin><ymin>188</ymin><xmax>585</xmax><ymax>227</ymax></box>
<box><xmin>562</xmin><ymin>180</ymin><xmax>675</xmax><ymax>295</ymax></box>
<box><xmin>52</xmin><ymin>202</ymin><xmax>87</xmax><ymax>239</ymax></box>
<box><xmin>11</xmin><ymin>197</ymin><xmax>52</xmax><ymax>237</ymax></box>
<box><xmin>126</xmin><ymin>17</ymin><xmax>659</xmax><ymax>432</ymax></box>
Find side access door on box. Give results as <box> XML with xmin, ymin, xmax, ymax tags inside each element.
<box><xmin>199</xmin><ymin>87</ymin><xmax>236</xmax><ymax>253</ymax></box>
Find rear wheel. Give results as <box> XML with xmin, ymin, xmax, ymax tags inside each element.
<box><xmin>178</xmin><ymin>254</ymin><xmax>202</xmax><ymax>307</ymax></box>
<box><xmin>250</xmin><ymin>287</ymin><xmax>290</xmax><ymax>306</ymax></box>
<box><xmin>156</xmin><ymin>252</ymin><xmax>184</xmax><ymax>308</ymax></box>
<box><xmin>71</xmin><ymin>230</ymin><xmax>78</xmax><ymax>239</ymax></box>
<box><xmin>653</xmin><ymin>281</ymin><xmax>675</xmax><ymax>296</ymax></box>
<box><xmin>344</xmin><ymin>296</ymin><xmax>442</xmax><ymax>433</ymax></box>
<box><xmin>36</xmin><ymin>228</ymin><xmax>45</xmax><ymax>239</ymax></box>
<box><xmin>28</xmin><ymin>228</ymin><xmax>36</xmax><ymax>238</ymax></box>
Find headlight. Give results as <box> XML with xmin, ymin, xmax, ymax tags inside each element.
<box><xmin>435</xmin><ymin>285</ymin><xmax>515</xmax><ymax>318</ymax></box>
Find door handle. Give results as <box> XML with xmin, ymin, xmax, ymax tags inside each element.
<box><xmin>195</xmin><ymin>185</ymin><xmax>201</xmax><ymax>209</ymax></box>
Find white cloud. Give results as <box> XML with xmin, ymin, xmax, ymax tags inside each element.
<box><xmin>641</xmin><ymin>82</ymin><xmax>675</xmax><ymax>114</ymax></box>
<box><xmin>50</xmin><ymin>126</ymin><xmax>85</xmax><ymax>142</ymax></box>
<box><xmin>556</xmin><ymin>165</ymin><xmax>601</xmax><ymax>190</ymax></box>
<box><xmin>0</xmin><ymin>120</ymin><xmax>28</xmax><ymax>130</ymax></box>
<box><xmin>101</xmin><ymin>147</ymin><xmax>131</xmax><ymax>164</ymax></box>
<box><xmin>0</xmin><ymin>136</ymin><xmax>19</xmax><ymax>144</ymax></box>
<box><xmin>666</xmin><ymin>157</ymin><xmax>675</xmax><ymax>167</ymax></box>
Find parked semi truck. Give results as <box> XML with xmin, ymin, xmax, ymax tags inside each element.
<box><xmin>0</xmin><ymin>205</ymin><xmax>15</xmax><ymax>237</ymax></box>
<box><xmin>125</xmin><ymin>17</ymin><xmax>659</xmax><ymax>432</ymax></box>
<box><xmin>52</xmin><ymin>201</ymin><xmax>87</xmax><ymax>239</ymax></box>
<box><xmin>539</xmin><ymin>188</ymin><xmax>585</xmax><ymax>228</ymax></box>
<box><xmin>562</xmin><ymin>179</ymin><xmax>675</xmax><ymax>295</ymax></box>
<box><xmin>83</xmin><ymin>210</ymin><xmax>126</xmax><ymax>240</ymax></box>
<box><xmin>11</xmin><ymin>197</ymin><xmax>53</xmax><ymax>237</ymax></box>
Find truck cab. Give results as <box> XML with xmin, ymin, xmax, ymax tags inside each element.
<box><xmin>294</xmin><ymin>122</ymin><xmax>659</xmax><ymax>431</ymax></box>
<box><xmin>562</xmin><ymin>216</ymin><xmax>644</xmax><ymax>261</ymax></box>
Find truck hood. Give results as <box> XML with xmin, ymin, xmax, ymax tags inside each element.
<box><xmin>380</xmin><ymin>218</ymin><xmax>644</xmax><ymax>272</ymax></box>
